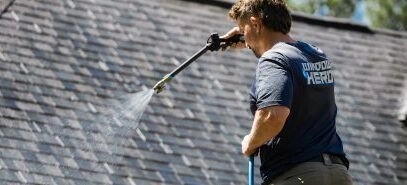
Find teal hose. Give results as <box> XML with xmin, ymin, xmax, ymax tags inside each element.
<box><xmin>249</xmin><ymin>156</ymin><xmax>254</xmax><ymax>185</ymax></box>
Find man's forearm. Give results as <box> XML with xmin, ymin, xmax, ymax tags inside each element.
<box><xmin>242</xmin><ymin>106</ymin><xmax>290</xmax><ymax>156</ymax></box>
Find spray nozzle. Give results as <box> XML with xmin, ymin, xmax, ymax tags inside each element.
<box><xmin>153</xmin><ymin>74</ymin><xmax>172</xmax><ymax>94</ymax></box>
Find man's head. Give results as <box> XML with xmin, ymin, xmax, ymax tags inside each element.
<box><xmin>228</xmin><ymin>0</ymin><xmax>292</xmax><ymax>57</ymax></box>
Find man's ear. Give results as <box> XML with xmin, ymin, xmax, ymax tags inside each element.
<box><xmin>249</xmin><ymin>16</ymin><xmax>261</xmax><ymax>33</ymax></box>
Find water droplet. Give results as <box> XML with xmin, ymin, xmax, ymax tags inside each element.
<box><xmin>17</xmin><ymin>171</ymin><xmax>27</xmax><ymax>183</ymax></box>
<box><xmin>98</xmin><ymin>61</ymin><xmax>109</xmax><ymax>71</ymax></box>
<box><xmin>87</xmin><ymin>102</ymin><xmax>97</xmax><ymax>113</ymax></box>
<box><xmin>185</xmin><ymin>108</ymin><xmax>194</xmax><ymax>118</ymax></box>
<box><xmin>11</xmin><ymin>11</ymin><xmax>19</xmax><ymax>22</ymax></box>
<box><xmin>55</xmin><ymin>136</ymin><xmax>65</xmax><ymax>147</ymax></box>
<box><xmin>33</xmin><ymin>23</ymin><xmax>42</xmax><ymax>33</ymax></box>
<box><xmin>20</xmin><ymin>63</ymin><xmax>29</xmax><ymax>74</ymax></box>
<box><xmin>103</xmin><ymin>163</ymin><xmax>114</xmax><ymax>174</ymax></box>
<box><xmin>136</xmin><ymin>128</ymin><xmax>146</xmax><ymax>141</ymax></box>
<box><xmin>87</xmin><ymin>9</ymin><xmax>96</xmax><ymax>19</ymax></box>
<box><xmin>0</xmin><ymin>52</ymin><xmax>6</xmax><ymax>61</ymax></box>
<box><xmin>182</xmin><ymin>155</ymin><xmax>191</xmax><ymax>166</ymax></box>
<box><xmin>127</xmin><ymin>177</ymin><xmax>136</xmax><ymax>185</ymax></box>
<box><xmin>67</xmin><ymin>0</ymin><xmax>75</xmax><ymax>8</ymax></box>
<box><xmin>32</xmin><ymin>122</ymin><xmax>42</xmax><ymax>132</ymax></box>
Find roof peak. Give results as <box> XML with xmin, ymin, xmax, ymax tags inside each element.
<box><xmin>182</xmin><ymin>0</ymin><xmax>407</xmax><ymax>37</ymax></box>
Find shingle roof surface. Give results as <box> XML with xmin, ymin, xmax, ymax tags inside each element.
<box><xmin>0</xmin><ymin>0</ymin><xmax>406</xmax><ymax>185</ymax></box>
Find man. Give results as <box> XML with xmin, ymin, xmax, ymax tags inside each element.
<box><xmin>221</xmin><ymin>0</ymin><xmax>353</xmax><ymax>184</ymax></box>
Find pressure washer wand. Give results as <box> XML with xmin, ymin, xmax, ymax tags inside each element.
<box><xmin>152</xmin><ymin>44</ymin><xmax>209</xmax><ymax>94</ymax></box>
<box><xmin>153</xmin><ymin>33</ymin><xmax>244</xmax><ymax>94</ymax></box>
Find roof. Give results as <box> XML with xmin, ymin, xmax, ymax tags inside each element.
<box><xmin>0</xmin><ymin>0</ymin><xmax>406</xmax><ymax>184</ymax></box>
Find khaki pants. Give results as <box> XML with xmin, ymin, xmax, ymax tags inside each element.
<box><xmin>267</xmin><ymin>162</ymin><xmax>353</xmax><ymax>185</ymax></box>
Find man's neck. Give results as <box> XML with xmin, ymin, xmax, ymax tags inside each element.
<box><xmin>258</xmin><ymin>31</ymin><xmax>295</xmax><ymax>56</ymax></box>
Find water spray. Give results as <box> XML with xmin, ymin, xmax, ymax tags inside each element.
<box><xmin>151</xmin><ymin>33</ymin><xmax>255</xmax><ymax>185</ymax></box>
<box><xmin>102</xmin><ymin>32</ymin><xmax>252</xmax><ymax>184</ymax></box>
<box><xmin>153</xmin><ymin>33</ymin><xmax>244</xmax><ymax>94</ymax></box>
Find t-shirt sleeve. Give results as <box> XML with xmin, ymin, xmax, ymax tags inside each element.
<box><xmin>255</xmin><ymin>58</ymin><xmax>293</xmax><ymax>109</ymax></box>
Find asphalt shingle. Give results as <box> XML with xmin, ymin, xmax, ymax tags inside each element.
<box><xmin>0</xmin><ymin>0</ymin><xmax>406</xmax><ymax>184</ymax></box>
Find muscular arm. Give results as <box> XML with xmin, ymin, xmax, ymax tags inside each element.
<box><xmin>242</xmin><ymin>106</ymin><xmax>290</xmax><ymax>156</ymax></box>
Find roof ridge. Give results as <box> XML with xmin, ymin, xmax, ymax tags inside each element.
<box><xmin>182</xmin><ymin>0</ymin><xmax>407</xmax><ymax>36</ymax></box>
<box><xmin>291</xmin><ymin>11</ymin><xmax>373</xmax><ymax>34</ymax></box>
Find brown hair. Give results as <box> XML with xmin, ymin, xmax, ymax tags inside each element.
<box><xmin>228</xmin><ymin>0</ymin><xmax>291</xmax><ymax>34</ymax></box>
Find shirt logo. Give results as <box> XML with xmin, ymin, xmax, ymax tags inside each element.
<box><xmin>302</xmin><ymin>60</ymin><xmax>334</xmax><ymax>85</ymax></box>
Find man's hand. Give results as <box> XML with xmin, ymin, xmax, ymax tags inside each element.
<box><xmin>242</xmin><ymin>134</ymin><xmax>258</xmax><ymax>156</ymax></box>
<box><xmin>220</xmin><ymin>27</ymin><xmax>246</xmax><ymax>51</ymax></box>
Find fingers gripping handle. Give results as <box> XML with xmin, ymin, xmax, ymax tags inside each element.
<box><xmin>221</xmin><ymin>34</ymin><xmax>245</xmax><ymax>44</ymax></box>
<box><xmin>207</xmin><ymin>33</ymin><xmax>244</xmax><ymax>51</ymax></box>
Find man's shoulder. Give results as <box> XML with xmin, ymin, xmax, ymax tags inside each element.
<box><xmin>261</xmin><ymin>42</ymin><xmax>300</xmax><ymax>61</ymax></box>
<box><xmin>259</xmin><ymin>43</ymin><xmax>295</xmax><ymax>67</ymax></box>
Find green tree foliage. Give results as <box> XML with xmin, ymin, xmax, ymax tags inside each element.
<box><xmin>325</xmin><ymin>0</ymin><xmax>355</xmax><ymax>17</ymax></box>
<box><xmin>366</xmin><ymin>0</ymin><xmax>407</xmax><ymax>31</ymax></box>
<box><xmin>287</xmin><ymin>0</ymin><xmax>355</xmax><ymax>18</ymax></box>
<box><xmin>287</xmin><ymin>0</ymin><xmax>407</xmax><ymax>31</ymax></box>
